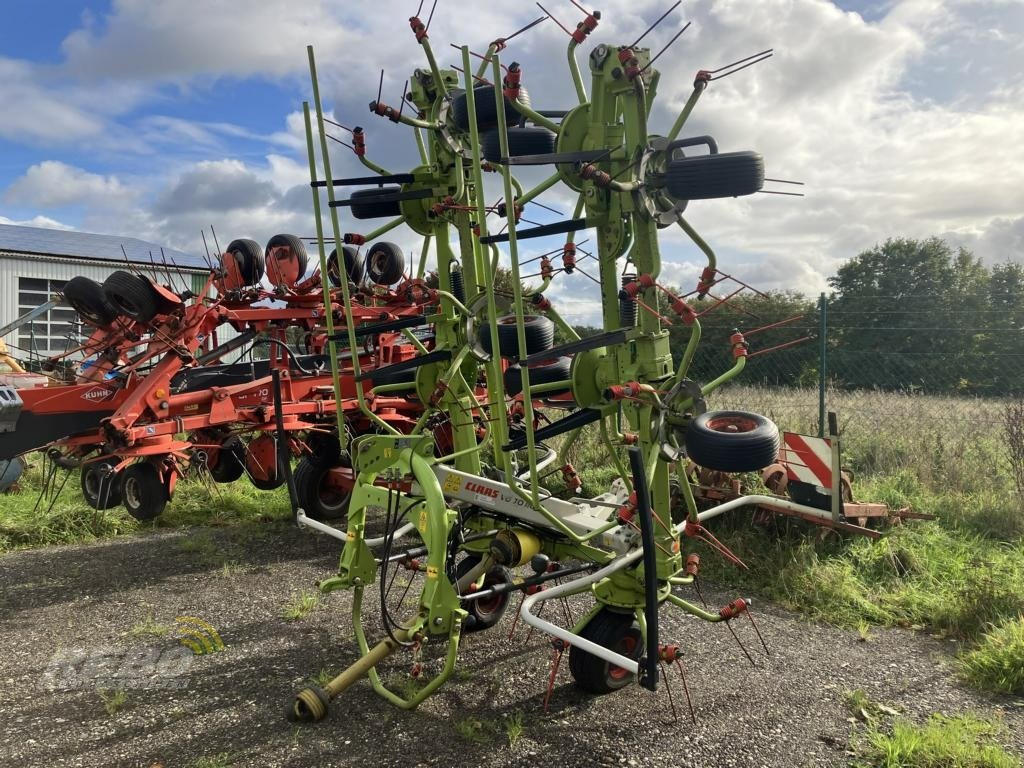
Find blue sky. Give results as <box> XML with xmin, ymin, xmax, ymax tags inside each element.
<box><xmin>1</xmin><ymin>0</ymin><xmax>1022</xmax><ymax>324</ymax></box>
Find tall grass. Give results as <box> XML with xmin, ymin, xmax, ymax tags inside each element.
<box><xmin>0</xmin><ymin>462</ymin><xmax>291</xmax><ymax>551</ymax></box>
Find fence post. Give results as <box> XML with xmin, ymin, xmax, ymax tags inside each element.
<box><xmin>818</xmin><ymin>292</ymin><xmax>827</xmax><ymax>437</ymax></box>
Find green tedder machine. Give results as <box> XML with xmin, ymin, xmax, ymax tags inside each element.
<box><xmin>284</xmin><ymin>3</ymin><xmax>829</xmax><ymax>721</ymax></box>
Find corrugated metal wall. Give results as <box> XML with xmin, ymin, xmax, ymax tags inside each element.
<box><xmin>0</xmin><ymin>252</ymin><xmax>244</xmax><ymax>364</ymax></box>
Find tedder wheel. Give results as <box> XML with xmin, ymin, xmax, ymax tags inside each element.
<box><xmin>450</xmin><ymin>85</ymin><xmax>527</xmax><ymax>132</ymax></box>
<box><xmin>349</xmin><ymin>187</ymin><xmax>402</xmax><ymax>219</ymax></box>
<box><xmin>365</xmin><ymin>242</ymin><xmax>406</xmax><ymax>285</ymax></box>
<box><xmin>208</xmin><ymin>437</ymin><xmax>245</xmax><ymax>483</ymax></box>
<box><xmin>479</xmin><ymin>314</ymin><xmax>555</xmax><ymax>359</ymax></box>
<box><xmin>120</xmin><ymin>462</ymin><xmax>167</xmax><ymax>521</ymax></box>
<box><xmin>664</xmin><ymin>151</ymin><xmax>765</xmax><ymax>200</ymax></box>
<box><xmin>503</xmin><ymin>356</ymin><xmax>572</xmax><ymax>397</ymax></box>
<box><xmin>102</xmin><ymin>271</ymin><xmax>159</xmax><ymax>323</ymax></box>
<box><xmin>293</xmin><ymin>456</ymin><xmax>351</xmax><ymax>522</ymax></box>
<box><xmin>249</xmin><ymin>458</ymin><xmax>286</xmax><ymax>491</ymax></box>
<box><xmin>64</xmin><ymin>277</ymin><xmax>119</xmax><ymax>327</ymax></box>
<box><xmin>481</xmin><ymin>126</ymin><xmax>556</xmax><ymax>163</ymax></box>
<box><xmin>265</xmin><ymin>233</ymin><xmax>308</xmax><ymax>284</ymax></box>
<box><xmin>80</xmin><ymin>461</ymin><xmax>122</xmax><ymax>509</ymax></box>
<box><xmin>226</xmin><ymin>238</ymin><xmax>265</xmax><ymax>285</ymax></box>
<box><xmin>568</xmin><ymin>608</ymin><xmax>643</xmax><ymax>694</ymax></box>
<box><xmin>454</xmin><ymin>556</ymin><xmax>514</xmax><ymax>633</ymax></box>
<box><xmin>327</xmin><ymin>246</ymin><xmax>364</xmax><ymax>287</ymax></box>
<box><xmin>684</xmin><ymin>410</ymin><xmax>780</xmax><ymax>473</ymax></box>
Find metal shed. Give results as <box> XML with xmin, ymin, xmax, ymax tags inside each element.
<box><xmin>0</xmin><ymin>224</ymin><xmax>221</xmax><ymax>361</ymax></box>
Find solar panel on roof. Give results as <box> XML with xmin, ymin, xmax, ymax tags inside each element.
<box><xmin>0</xmin><ymin>223</ymin><xmax>210</xmax><ymax>270</ymax></box>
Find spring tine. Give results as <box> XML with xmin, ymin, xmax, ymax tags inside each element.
<box><xmin>711</xmin><ymin>51</ymin><xmax>774</xmax><ymax>80</ymax></box>
<box><xmin>693</xmin><ymin>576</ymin><xmax>709</xmax><ymax>608</ymax></box>
<box><xmin>415</xmin><ymin>0</ymin><xmax>425</xmax><ymax>17</ymax></box>
<box><xmin>708</xmin><ymin>48</ymin><xmax>773</xmax><ymax>74</ymax></box>
<box><xmin>674</xmin><ymin>658</ymin><xmax>697</xmax><ymax>725</ymax></box>
<box><xmin>757</xmin><ymin>189</ymin><xmax>804</xmax><ymax>197</ymax></box>
<box><xmin>503</xmin><ymin>14</ymin><xmax>548</xmax><ymax>43</ymax></box>
<box><xmin>764</xmin><ymin>177</ymin><xmax>804</xmax><ymax>185</ymax></box>
<box><xmin>528</xmin><ymin>199</ymin><xmax>564</xmax><ymax>216</ymax></box>
<box><xmin>746</xmin><ymin>610</ymin><xmax>770</xmax><ymax>657</ymax></box>
<box><xmin>660</xmin><ymin>660</ymin><xmax>678</xmax><ymax>723</ymax></box>
<box><xmin>630</xmin><ymin>1</ymin><xmax>681</xmax><ymax>48</ymax></box>
<box><xmin>726</xmin><ymin>619</ymin><xmax>756</xmax><ymax>666</ymax></box>
<box><xmin>639</xmin><ymin>22</ymin><xmax>691</xmax><ymax>74</ymax></box>
<box><xmin>537</xmin><ymin>3</ymin><xmax>572</xmax><ymax>37</ymax></box>
<box><xmin>376</xmin><ymin>69</ymin><xmax>384</xmax><ymax>105</ymax></box>
<box><xmin>425</xmin><ymin>0</ymin><xmax>438</xmax><ymax>30</ymax></box>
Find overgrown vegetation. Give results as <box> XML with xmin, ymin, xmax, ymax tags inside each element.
<box><xmin>280</xmin><ymin>591</ymin><xmax>319</xmax><ymax>622</ymax></box>
<box><xmin>0</xmin><ymin>462</ymin><xmax>291</xmax><ymax>552</ymax></box>
<box><xmin>960</xmin><ymin>616</ymin><xmax>1024</xmax><ymax>696</ymax></box>
<box><xmin>857</xmin><ymin>713</ymin><xmax>1020</xmax><ymax>768</ymax></box>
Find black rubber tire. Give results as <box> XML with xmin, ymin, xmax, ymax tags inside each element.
<box><xmin>120</xmin><ymin>462</ymin><xmax>167</xmax><ymax>521</ymax></box>
<box><xmin>102</xmin><ymin>271</ymin><xmax>158</xmax><ymax>322</ymax></box>
<box><xmin>64</xmin><ymin>277</ymin><xmax>119</xmax><ymax>327</ymax></box>
<box><xmin>209</xmin><ymin>437</ymin><xmax>245</xmax><ymax>483</ymax></box>
<box><xmin>265</xmin><ymin>233</ymin><xmax>308</xmax><ymax>279</ymax></box>
<box><xmin>293</xmin><ymin>456</ymin><xmax>350</xmax><ymax>522</ymax></box>
<box><xmin>365</xmin><ymin>242</ymin><xmax>405</xmax><ymax>285</ymax></box>
<box><xmin>226</xmin><ymin>238</ymin><xmax>265</xmax><ymax>285</ymax></box>
<box><xmin>568</xmin><ymin>608</ymin><xmax>643</xmax><ymax>694</ymax></box>
<box><xmin>454</xmin><ymin>556</ymin><xmax>513</xmax><ymax>633</ymax></box>
<box><xmin>451</xmin><ymin>85</ymin><xmax>525</xmax><ymax>132</ymax></box>
<box><xmin>482</xmin><ymin>126</ymin><xmax>557</xmax><ymax>163</ymax></box>
<box><xmin>664</xmin><ymin>151</ymin><xmax>764</xmax><ymax>200</ymax></box>
<box><xmin>350</xmin><ymin>187</ymin><xmax>402</xmax><ymax>220</ymax></box>
<box><xmin>327</xmin><ymin>246</ymin><xmax>364</xmax><ymax>287</ymax></box>
<box><xmin>250</xmin><ymin>457</ymin><xmax>286</xmax><ymax>491</ymax></box>
<box><xmin>503</xmin><ymin>356</ymin><xmax>572</xmax><ymax>397</ymax></box>
<box><xmin>684</xmin><ymin>410</ymin><xmax>780</xmax><ymax>472</ymax></box>
<box><xmin>80</xmin><ymin>461</ymin><xmax>122</xmax><ymax>509</ymax></box>
<box><xmin>479</xmin><ymin>314</ymin><xmax>555</xmax><ymax>359</ymax></box>
<box><xmin>370</xmin><ymin>365</ymin><xmax>417</xmax><ymax>387</ymax></box>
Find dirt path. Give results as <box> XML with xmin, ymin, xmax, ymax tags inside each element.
<box><xmin>0</xmin><ymin>524</ymin><xmax>1020</xmax><ymax>768</ymax></box>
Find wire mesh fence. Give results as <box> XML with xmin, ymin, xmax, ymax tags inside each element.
<box><xmin>683</xmin><ymin>291</ymin><xmax>1022</xmax><ymax>484</ymax></box>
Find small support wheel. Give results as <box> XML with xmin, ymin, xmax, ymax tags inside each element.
<box><xmin>454</xmin><ymin>556</ymin><xmax>513</xmax><ymax>633</ymax></box>
<box><xmin>225</xmin><ymin>238</ymin><xmax>265</xmax><ymax>285</ymax></box>
<box><xmin>286</xmin><ymin>686</ymin><xmax>331</xmax><ymax>723</ymax></box>
<box><xmin>365</xmin><ymin>242</ymin><xmax>406</xmax><ymax>286</ymax></box>
<box><xmin>120</xmin><ymin>462</ymin><xmax>168</xmax><ymax>521</ymax></box>
<box><xmin>478</xmin><ymin>314</ymin><xmax>554</xmax><ymax>359</ymax></box>
<box><xmin>80</xmin><ymin>460</ymin><xmax>122</xmax><ymax>509</ymax></box>
<box><xmin>327</xmin><ymin>246</ymin><xmax>363</xmax><ymax>287</ymax></box>
<box><xmin>208</xmin><ymin>436</ymin><xmax>245</xmax><ymax>483</ymax></box>
<box><xmin>568</xmin><ymin>608</ymin><xmax>643</xmax><ymax>694</ymax></box>
<box><xmin>63</xmin><ymin>277</ymin><xmax>119</xmax><ymax>327</ymax></box>
<box><xmin>293</xmin><ymin>456</ymin><xmax>351</xmax><ymax>522</ymax></box>
<box><xmin>102</xmin><ymin>271</ymin><xmax>159</xmax><ymax>323</ymax></box>
<box><xmin>684</xmin><ymin>410</ymin><xmax>780</xmax><ymax>473</ymax></box>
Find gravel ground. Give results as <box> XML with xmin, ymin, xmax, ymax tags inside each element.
<box><xmin>0</xmin><ymin>523</ymin><xmax>1021</xmax><ymax>768</ymax></box>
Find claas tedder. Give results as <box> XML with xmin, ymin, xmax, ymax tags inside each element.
<box><xmin>284</xmin><ymin>2</ymin><xmax>838</xmax><ymax>722</ymax></box>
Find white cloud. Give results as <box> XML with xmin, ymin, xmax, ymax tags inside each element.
<box><xmin>4</xmin><ymin>161</ymin><xmax>133</xmax><ymax>209</ymax></box>
<box><xmin>0</xmin><ymin>214</ymin><xmax>74</xmax><ymax>230</ymax></box>
<box><xmin>1</xmin><ymin>0</ymin><xmax>1021</xmax><ymax>329</ymax></box>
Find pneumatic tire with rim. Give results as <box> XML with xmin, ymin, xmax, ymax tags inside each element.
<box><xmin>450</xmin><ymin>86</ymin><xmax>529</xmax><ymax>132</ymax></box>
<box><xmin>568</xmin><ymin>608</ymin><xmax>643</xmax><ymax>694</ymax></box>
<box><xmin>664</xmin><ymin>151</ymin><xmax>764</xmax><ymax>200</ymax></box>
<box><xmin>64</xmin><ymin>277</ymin><xmax>119</xmax><ymax>327</ymax></box>
<box><xmin>684</xmin><ymin>410</ymin><xmax>780</xmax><ymax>472</ymax></box>
<box><xmin>209</xmin><ymin>437</ymin><xmax>245</xmax><ymax>483</ymax></box>
<box><xmin>265</xmin><ymin>233</ymin><xmax>308</xmax><ymax>280</ymax></box>
<box><xmin>481</xmin><ymin>126</ymin><xmax>556</xmax><ymax>163</ymax></box>
<box><xmin>503</xmin><ymin>356</ymin><xmax>572</xmax><ymax>397</ymax></box>
<box><xmin>479</xmin><ymin>314</ymin><xmax>554</xmax><ymax>359</ymax></box>
<box><xmin>293</xmin><ymin>456</ymin><xmax>351</xmax><ymax>522</ymax></box>
<box><xmin>327</xmin><ymin>246</ymin><xmax>364</xmax><ymax>287</ymax></box>
<box><xmin>226</xmin><ymin>238</ymin><xmax>265</xmax><ymax>285</ymax></box>
<box><xmin>80</xmin><ymin>461</ymin><xmax>122</xmax><ymax>509</ymax></box>
<box><xmin>454</xmin><ymin>556</ymin><xmax>513</xmax><ymax>633</ymax></box>
<box><xmin>103</xmin><ymin>271</ymin><xmax>158</xmax><ymax>322</ymax></box>
<box><xmin>365</xmin><ymin>242</ymin><xmax>405</xmax><ymax>285</ymax></box>
<box><xmin>121</xmin><ymin>462</ymin><xmax>167</xmax><ymax>521</ymax></box>
<box><xmin>350</xmin><ymin>187</ymin><xmax>402</xmax><ymax>219</ymax></box>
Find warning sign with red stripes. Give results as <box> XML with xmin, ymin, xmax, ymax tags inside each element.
<box><xmin>779</xmin><ymin>432</ymin><xmax>834</xmax><ymax>488</ymax></box>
